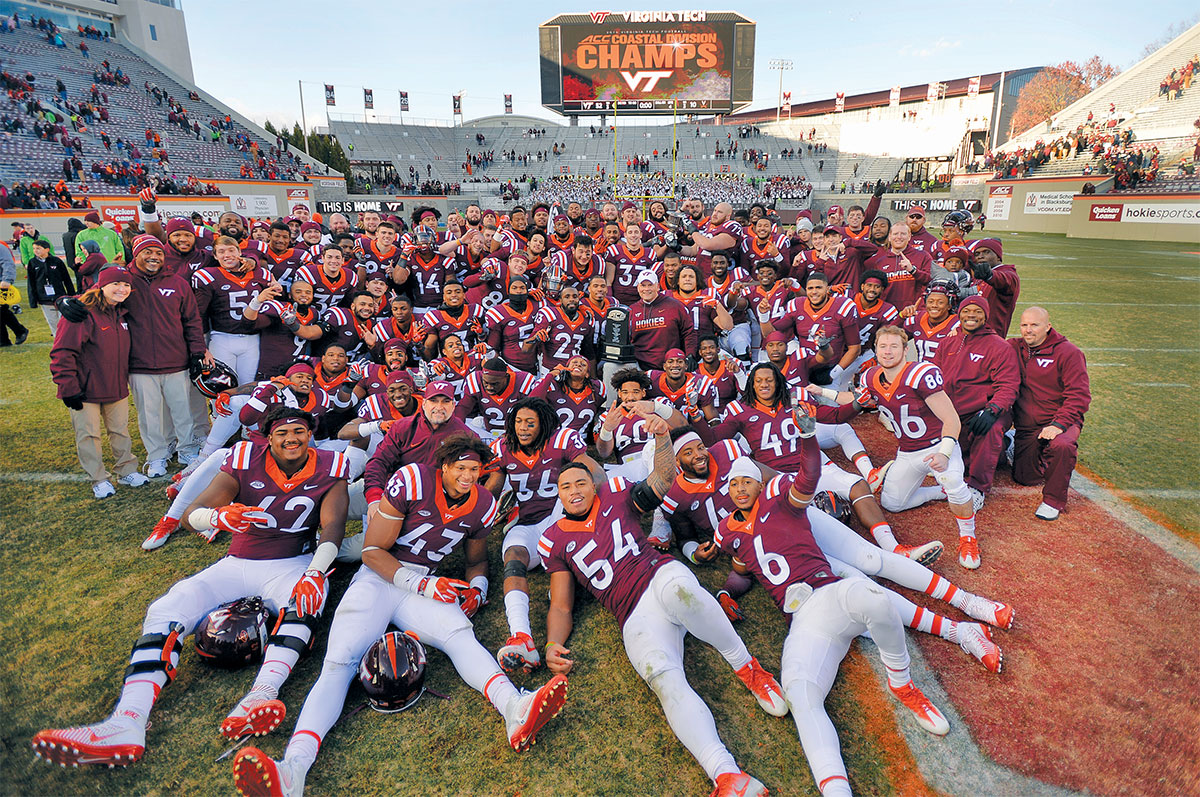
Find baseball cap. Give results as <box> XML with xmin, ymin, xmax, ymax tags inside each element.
<box><xmin>635</xmin><ymin>270</ymin><xmax>659</xmax><ymax>285</ymax></box>
<box><xmin>664</xmin><ymin>348</ymin><xmax>686</xmax><ymax>361</ymax></box>
<box><xmin>907</xmin><ymin>205</ymin><xmax>927</xmax><ymax>218</ymax></box>
<box><xmin>424</xmin><ymin>381</ymin><xmax>455</xmax><ymax>400</ymax></box>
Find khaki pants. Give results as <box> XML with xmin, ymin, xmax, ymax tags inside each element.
<box><xmin>129</xmin><ymin>370</ymin><xmax>196</xmax><ymax>462</ymax></box>
<box><xmin>71</xmin><ymin>399</ymin><xmax>138</xmax><ymax>483</ymax></box>
<box><xmin>40</xmin><ymin>304</ymin><xmax>61</xmax><ymax>335</ymax></box>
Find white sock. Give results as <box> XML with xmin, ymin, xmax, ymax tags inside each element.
<box><xmin>112</xmin><ymin>680</ymin><xmax>159</xmax><ymax>728</ymax></box>
<box><xmin>504</xmin><ymin>590</ymin><xmax>532</xmax><ymax>638</ymax></box>
<box><xmin>955</xmin><ymin>511</ymin><xmax>977</xmax><ymax>538</ymax></box>
<box><xmin>852</xmin><ymin>452</ymin><xmax>873</xmax><ymax>479</ymax></box>
<box><xmin>868</xmin><ymin>521</ymin><xmax>899</xmax><ymax>551</ymax></box>
<box><xmin>284</xmin><ymin>730</ymin><xmax>321</xmax><ymax>772</ymax></box>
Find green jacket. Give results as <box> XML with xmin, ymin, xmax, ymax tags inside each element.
<box><xmin>18</xmin><ymin>232</ymin><xmax>53</xmax><ymax>265</ymax></box>
<box><xmin>75</xmin><ymin>226</ymin><xmax>124</xmax><ymax>265</ymax></box>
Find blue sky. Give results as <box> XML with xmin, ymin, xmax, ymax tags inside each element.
<box><xmin>186</xmin><ymin>2</ymin><xmax>1197</xmax><ymax>128</ymax></box>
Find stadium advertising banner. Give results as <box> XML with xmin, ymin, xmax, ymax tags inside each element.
<box><xmin>890</xmin><ymin>199</ymin><xmax>981</xmax><ymax>212</ymax></box>
<box><xmin>317</xmin><ymin>199</ymin><xmax>406</xmax><ymax>215</ymax></box>
<box><xmin>1023</xmin><ymin>191</ymin><xmax>1074</xmax><ymax>215</ymax></box>
<box><xmin>230</xmin><ymin>194</ymin><xmax>279</xmax><ymax>218</ymax></box>
<box><xmin>986</xmin><ymin>184</ymin><xmax>1013</xmax><ymax>221</ymax></box>
<box><xmin>1088</xmin><ymin>202</ymin><xmax>1200</xmax><ymax>223</ymax></box>
<box><xmin>540</xmin><ymin>11</ymin><xmax>755</xmax><ymax>115</ymax></box>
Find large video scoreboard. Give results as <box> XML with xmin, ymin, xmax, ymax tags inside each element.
<box><xmin>539</xmin><ymin>11</ymin><xmax>755</xmax><ymax>115</ymax></box>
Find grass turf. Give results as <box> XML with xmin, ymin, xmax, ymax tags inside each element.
<box><xmin>996</xmin><ymin>232</ymin><xmax>1200</xmax><ymax>540</ymax></box>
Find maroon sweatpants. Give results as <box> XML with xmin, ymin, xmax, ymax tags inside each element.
<box><xmin>1012</xmin><ymin>424</ymin><xmax>1080</xmax><ymax>510</ymax></box>
<box><xmin>958</xmin><ymin>410</ymin><xmax>1011</xmax><ymax>494</ymax></box>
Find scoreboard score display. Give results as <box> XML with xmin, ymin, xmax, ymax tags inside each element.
<box><xmin>540</xmin><ymin>11</ymin><xmax>755</xmax><ymax>115</ymax></box>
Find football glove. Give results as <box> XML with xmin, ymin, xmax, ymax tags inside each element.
<box><xmin>459</xmin><ymin>586</ymin><xmax>487</xmax><ymax>618</ymax></box>
<box><xmin>792</xmin><ymin>402</ymin><xmax>817</xmax><ymax>438</ymax></box>
<box><xmin>852</xmin><ymin>384</ymin><xmax>877</xmax><ymax>411</ymax></box>
<box><xmin>291</xmin><ymin>569</ymin><xmax>329</xmax><ymax>618</ymax></box>
<box><xmin>213</xmin><ymin>392</ymin><xmax>233</xmax><ymax>417</ymax></box>
<box><xmin>717</xmin><ymin>590</ymin><xmax>745</xmax><ymax>623</ymax></box>
<box><xmin>418</xmin><ymin>576</ymin><xmax>471</xmax><ymax>603</ymax></box>
<box><xmin>533</xmin><ymin>328</ymin><xmax>550</xmax><ymax>342</ymax></box>
<box><xmin>138</xmin><ymin>186</ymin><xmax>157</xmax><ymax>213</ymax></box>
<box><xmin>210</xmin><ymin>504</ymin><xmax>271</xmax><ymax>533</ymax></box>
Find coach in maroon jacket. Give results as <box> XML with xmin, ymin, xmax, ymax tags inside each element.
<box><xmin>967</xmin><ymin>238</ymin><xmax>1020</xmax><ymax>336</ymax></box>
<box><xmin>362</xmin><ymin>380</ymin><xmax>478</xmax><ymax>508</ymax></box>
<box><xmin>934</xmin><ymin>296</ymin><xmax>1020</xmax><ymax>507</ymax></box>
<box><xmin>1008</xmin><ymin>306</ymin><xmax>1091</xmax><ymax>520</ymax></box>
<box><xmin>627</xmin><ymin>271</ymin><xmax>696</xmax><ymax>370</ymax></box>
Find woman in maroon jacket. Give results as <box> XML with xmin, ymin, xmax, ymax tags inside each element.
<box><xmin>50</xmin><ymin>268</ymin><xmax>150</xmax><ymax>499</ymax></box>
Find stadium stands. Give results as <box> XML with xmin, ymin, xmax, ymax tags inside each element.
<box><xmin>994</xmin><ymin>20</ymin><xmax>1200</xmax><ymax>186</ymax></box>
<box><xmin>0</xmin><ymin>21</ymin><xmax>319</xmax><ymax>200</ymax></box>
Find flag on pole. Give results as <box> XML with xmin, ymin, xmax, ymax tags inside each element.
<box><xmin>504</xmin><ymin>94</ymin><xmax>513</xmax><ymax>114</ymax></box>
<box><xmin>889</xmin><ymin>86</ymin><xmax>901</xmax><ymax>107</ymax></box>
<box><xmin>834</xmin><ymin>92</ymin><xmax>845</xmax><ymax>112</ymax></box>
<box><xmin>967</xmin><ymin>76</ymin><xmax>981</xmax><ymax>98</ymax></box>
<box><xmin>363</xmin><ymin>88</ymin><xmax>374</xmax><ymax>109</ymax></box>
<box><xmin>926</xmin><ymin>82</ymin><xmax>938</xmax><ymax>102</ymax></box>
<box><xmin>324</xmin><ymin>84</ymin><xmax>335</xmax><ymax>106</ymax></box>
<box><xmin>399</xmin><ymin>91</ymin><xmax>409</xmax><ymax>111</ymax></box>
<box><xmin>453</xmin><ymin>95</ymin><xmax>462</xmax><ymax>114</ymax></box>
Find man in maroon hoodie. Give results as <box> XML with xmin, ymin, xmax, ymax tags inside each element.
<box><xmin>967</xmin><ymin>239</ymin><xmax>1020</xmax><ymax>336</ymax></box>
<box><xmin>627</xmin><ymin>271</ymin><xmax>697</xmax><ymax>370</ymax></box>
<box><xmin>934</xmin><ymin>296</ymin><xmax>1020</xmax><ymax>510</ymax></box>
<box><xmin>903</xmin><ymin>205</ymin><xmax>939</xmax><ymax>254</ymax></box>
<box><xmin>1007</xmin><ymin>306</ymin><xmax>1091</xmax><ymax>520</ymax></box>
<box><xmin>58</xmin><ymin>235</ymin><xmax>210</xmax><ymax>477</ymax></box>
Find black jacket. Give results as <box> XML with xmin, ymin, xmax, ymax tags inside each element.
<box><xmin>26</xmin><ymin>255</ymin><xmax>75</xmax><ymax>305</ymax></box>
<box><xmin>62</xmin><ymin>218</ymin><xmax>85</xmax><ymax>270</ymax></box>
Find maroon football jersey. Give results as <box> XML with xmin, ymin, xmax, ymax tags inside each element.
<box><xmin>428</xmin><ymin>351</ymin><xmax>484</xmax><ymax>398</ymax></box>
<box><xmin>695</xmin><ymin>218</ymin><xmax>742</xmax><ymax>277</ymax></box>
<box><xmin>221</xmin><ymin>441</ymin><xmax>349</xmax><ymax>560</ymax></box>
<box><xmin>358</xmin><ymin>239</ymin><xmax>405</xmax><ymax>281</ymax></box>
<box><xmin>903</xmin><ymin>311</ymin><xmax>959</xmax><ymax>362</ymax></box>
<box><xmin>548</xmin><ymin>250</ymin><xmax>605</xmax><ymax>295</ymax></box>
<box><xmin>546</xmin><ymin>228</ymin><xmax>586</xmax><ymax>254</ymax></box>
<box><xmin>455</xmin><ymin>367</ymin><xmax>538</xmax><ymax>437</ymax></box>
<box><xmin>739</xmin><ymin>234</ymin><xmax>786</xmax><ymax>275</ymax></box>
<box><xmin>597</xmin><ymin>398</ymin><xmax>673</xmax><ymax>463</ymax></box>
<box><xmin>538</xmin><ymin>477</ymin><xmax>671</xmax><ymax>628</ymax></box>
<box><xmin>708</xmin><ymin>269</ymin><xmax>752</xmax><ymax>325</ymax></box>
<box><xmin>419</xmin><ymin>304</ymin><xmax>485</xmax><ymax>350</ymax></box>
<box><xmin>262</xmin><ymin>246</ymin><xmax>312</xmax><ymax>288</ymax></box>
<box><xmin>383</xmin><ymin>463</ymin><xmax>498</xmax><ymax>571</ymax></box>
<box><xmin>646</xmin><ymin>369</ymin><xmax>715</xmax><ymax>416</ymax></box>
<box><xmin>694</xmin><ymin>360</ymin><xmax>741</xmax><ymax>410</ymax></box>
<box><xmin>660</xmin><ymin>438</ymin><xmax>746</xmax><ymax>537</ymax></box>
<box><xmin>485</xmin><ymin>301</ymin><xmax>542</xmax><ymax>373</ymax></box>
<box><xmin>295</xmin><ymin>264</ymin><xmax>359</xmax><ymax>315</ymax></box>
<box><xmin>853</xmin><ymin>295</ymin><xmax>900</xmax><ymax>349</ymax></box>
<box><xmin>775</xmin><ymin>295</ymin><xmax>860</xmax><ymax>362</ymax></box>
<box><xmin>531</xmin><ymin>305</ymin><xmax>595</xmax><ymax>370</ymax></box>
<box><xmin>715</xmin><ymin>473</ymin><xmax>840</xmax><ymax>610</ymax></box>
<box><xmin>672</xmin><ymin>290</ymin><xmax>722</xmax><ymax>352</ymax></box>
<box><xmin>192</xmin><ymin>264</ymin><xmax>275</xmax><ymax>335</ymax></box>
<box><xmin>490</xmin><ymin>428</ymin><xmax>586</xmax><ymax>524</ymax></box>
<box><xmin>531</xmin><ymin>374</ymin><xmax>606</xmax><ymax>438</ymax></box>
<box><xmin>604</xmin><ymin>242</ymin><xmax>658</xmax><ymax>305</ymax></box>
<box><xmin>255</xmin><ymin>300</ymin><xmax>317</xmax><ymax>379</ymax></box>
<box><xmin>771</xmin><ymin>342</ymin><xmax>822</xmax><ymax>393</ymax></box>
<box><xmin>406</xmin><ymin>252</ymin><xmax>453</xmax><ymax>310</ymax></box>
<box><xmin>323</xmin><ymin>307</ymin><xmax>375</xmax><ymax>360</ymax></box>
<box><xmin>864</xmin><ymin>361</ymin><xmax>947</xmax><ymax>452</ymax></box>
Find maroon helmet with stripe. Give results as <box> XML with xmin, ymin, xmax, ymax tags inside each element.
<box><xmin>358</xmin><ymin>631</ymin><xmax>426</xmax><ymax>712</ymax></box>
<box><xmin>194</xmin><ymin>596</ymin><xmax>270</xmax><ymax>669</ymax></box>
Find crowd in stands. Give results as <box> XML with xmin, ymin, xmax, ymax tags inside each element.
<box><xmin>1159</xmin><ymin>53</ymin><xmax>1197</xmax><ymax>102</ymax></box>
<box><xmin>0</xmin><ymin>179</ymin><xmax>87</xmax><ymax>209</ymax></box>
<box><xmin>756</xmin><ymin>175</ymin><xmax>812</xmax><ymax>200</ymax></box>
<box><xmin>987</xmin><ymin>123</ymin><xmax>1139</xmax><ymax>178</ymax></box>
<box><xmin>525</xmin><ymin>173</ymin><xmax>765</xmax><ymax>207</ymax></box>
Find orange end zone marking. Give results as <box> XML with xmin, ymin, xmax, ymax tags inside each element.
<box><xmin>1075</xmin><ymin>464</ymin><xmax>1191</xmax><ymax>539</ymax></box>
<box><xmin>841</xmin><ymin>648</ymin><xmax>939</xmax><ymax>797</ymax></box>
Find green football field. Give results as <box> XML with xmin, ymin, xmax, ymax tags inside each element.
<box><xmin>995</xmin><ymin>231</ymin><xmax>1200</xmax><ymax>539</ymax></box>
<box><xmin>0</xmin><ymin>230</ymin><xmax>1196</xmax><ymax>797</ymax></box>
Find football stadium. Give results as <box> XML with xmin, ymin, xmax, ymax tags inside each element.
<box><xmin>1</xmin><ymin>2</ymin><xmax>1198</xmax><ymax>796</ymax></box>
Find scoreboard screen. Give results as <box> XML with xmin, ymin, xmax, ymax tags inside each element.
<box><xmin>540</xmin><ymin>11</ymin><xmax>755</xmax><ymax>115</ymax></box>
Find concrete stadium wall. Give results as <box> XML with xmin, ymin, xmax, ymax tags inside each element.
<box><xmin>808</xmin><ymin>192</ymin><xmax>983</xmax><ymax>223</ymax></box>
<box><xmin>1066</xmin><ymin>193</ymin><xmax>1200</xmax><ymax>243</ymax></box>
<box><xmin>982</xmin><ymin>176</ymin><xmax>1114</xmax><ymax>234</ymax></box>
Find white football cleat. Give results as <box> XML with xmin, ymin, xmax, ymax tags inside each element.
<box><xmin>893</xmin><ymin>540</ymin><xmax>943</xmax><ymax>567</ymax></box>
<box><xmin>735</xmin><ymin>657</ymin><xmax>789</xmax><ymax>717</ymax></box>
<box><xmin>506</xmin><ymin>674</ymin><xmax>568</xmax><ymax>752</ymax></box>
<box><xmin>969</xmin><ymin>487</ymin><xmax>986</xmax><ymax>513</ymax></box>
<box><xmin>961</xmin><ymin>594</ymin><xmax>1014</xmax><ymax>630</ymax></box>
<box><xmin>221</xmin><ymin>686</ymin><xmax>286</xmax><ymax>740</ymax></box>
<box><xmin>497</xmin><ymin>632</ymin><xmax>541</xmax><ymax>674</ymax></box>
<box><xmin>118</xmin><ymin>472</ymin><xmax>150</xmax><ymax>488</ymax></box>
<box><xmin>232</xmin><ymin>747</ymin><xmax>305</xmax><ymax>797</ymax></box>
<box><xmin>647</xmin><ymin>509</ymin><xmax>672</xmax><ymax>550</ymax></box>
<box><xmin>957</xmin><ymin>622</ymin><xmax>1003</xmax><ymax>674</ymax></box>
<box><xmin>32</xmin><ymin>715</ymin><xmax>145</xmax><ymax>768</ymax></box>
<box><xmin>92</xmin><ymin>480</ymin><xmax>115</xmax><ymax>500</ymax></box>
<box><xmin>1035</xmin><ymin>502</ymin><xmax>1060</xmax><ymax>521</ymax></box>
<box><xmin>889</xmin><ymin>681</ymin><xmax>950</xmax><ymax>736</ymax></box>
<box><xmin>142</xmin><ymin>516</ymin><xmax>180</xmax><ymax>551</ymax></box>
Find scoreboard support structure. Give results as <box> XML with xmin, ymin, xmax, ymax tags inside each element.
<box><xmin>611</xmin><ymin>99</ymin><xmax>679</xmax><ymax>211</ymax></box>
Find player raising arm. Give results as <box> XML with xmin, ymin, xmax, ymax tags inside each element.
<box><xmin>540</xmin><ymin>407</ymin><xmax>783</xmax><ymax>797</ymax></box>
<box><xmin>231</xmin><ymin>434</ymin><xmax>566</xmax><ymax>797</ymax></box>
<box><xmin>33</xmin><ymin>407</ymin><xmax>348</xmax><ymax>768</ymax></box>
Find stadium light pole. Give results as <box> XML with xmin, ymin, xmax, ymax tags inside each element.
<box><xmin>297</xmin><ymin>80</ymin><xmax>310</xmax><ymax>156</ymax></box>
<box><xmin>769</xmin><ymin>59</ymin><xmax>792</xmax><ymax>123</ymax></box>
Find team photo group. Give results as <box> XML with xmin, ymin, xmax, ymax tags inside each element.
<box><xmin>23</xmin><ymin>184</ymin><xmax>1091</xmax><ymax>797</ymax></box>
